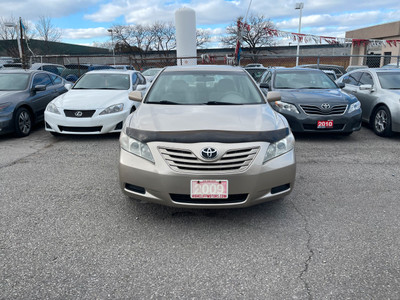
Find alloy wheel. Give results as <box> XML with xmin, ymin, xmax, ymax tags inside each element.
<box><xmin>18</xmin><ymin>111</ymin><xmax>32</xmax><ymax>135</ymax></box>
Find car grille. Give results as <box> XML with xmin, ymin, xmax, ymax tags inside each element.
<box><xmin>300</xmin><ymin>104</ymin><xmax>347</xmax><ymax>115</ymax></box>
<box><xmin>64</xmin><ymin>110</ymin><xmax>96</xmax><ymax>118</ymax></box>
<box><xmin>58</xmin><ymin>126</ymin><xmax>102</xmax><ymax>132</ymax></box>
<box><xmin>159</xmin><ymin>146</ymin><xmax>259</xmax><ymax>173</ymax></box>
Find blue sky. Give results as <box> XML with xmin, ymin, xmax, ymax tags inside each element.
<box><xmin>1</xmin><ymin>0</ymin><xmax>400</xmax><ymax>47</ymax></box>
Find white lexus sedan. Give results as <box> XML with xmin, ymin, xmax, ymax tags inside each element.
<box><xmin>44</xmin><ymin>70</ymin><xmax>148</xmax><ymax>135</ymax></box>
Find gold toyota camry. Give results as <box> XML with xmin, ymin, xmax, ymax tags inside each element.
<box><xmin>119</xmin><ymin>65</ymin><xmax>296</xmax><ymax>208</ymax></box>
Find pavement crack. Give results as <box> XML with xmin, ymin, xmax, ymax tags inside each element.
<box><xmin>0</xmin><ymin>139</ymin><xmax>59</xmax><ymax>169</ymax></box>
<box><xmin>289</xmin><ymin>199</ymin><xmax>314</xmax><ymax>300</ymax></box>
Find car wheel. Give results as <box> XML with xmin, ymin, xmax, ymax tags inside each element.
<box><xmin>372</xmin><ymin>106</ymin><xmax>392</xmax><ymax>137</ymax></box>
<box><xmin>14</xmin><ymin>107</ymin><xmax>32</xmax><ymax>137</ymax></box>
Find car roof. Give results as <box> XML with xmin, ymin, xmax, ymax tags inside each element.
<box><xmin>84</xmin><ymin>69</ymin><xmax>139</xmax><ymax>75</ymax></box>
<box><xmin>162</xmin><ymin>65</ymin><xmax>244</xmax><ymax>73</ymax></box>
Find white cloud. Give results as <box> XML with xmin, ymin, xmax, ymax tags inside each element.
<box><xmin>62</xmin><ymin>27</ymin><xmax>109</xmax><ymax>40</ymax></box>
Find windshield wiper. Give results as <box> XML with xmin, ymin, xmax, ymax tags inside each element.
<box><xmin>298</xmin><ymin>87</ymin><xmax>324</xmax><ymax>89</ymax></box>
<box><xmin>146</xmin><ymin>100</ymin><xmax>181</xmax><ymax>105</ymax></box>
<box><xmin>204</xmin><ymin>101</ymin><xmax>241</xmax><ymax>105</ymax></box>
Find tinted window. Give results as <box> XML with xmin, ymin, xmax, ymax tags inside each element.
<box><xmin>137</xmin><ymin>73</ymin><xmax>146</xmax><ymax>85</ymax></box>
<box><xmin>42</xmin><ymin>65</ymin><xmax>59</xmax><ymax>75</ymax></box>
<box><xmin>359</xmin><ymin>72</ymin><xmax>374</xmax><ymax>86</ymax></box>
<box><xmin>377</xmin><ymin>72</ymin><xmax>400</xmax><ymax>89</ymax></box>
<box><xmin>74</xmin><ymin>73</ymin><xmax>130</xmax><ymax>90</ymax></box>
<box><xmin>132</xmin><ymin>73</ymin><xmax>138</xmax><ymax>85</ymax></box>
<box><xmin>32</xmin><ymin>73</ymin><xmax>53</xmax><ymax>87</ymax></box>
<box><xmin>273</xmin><ymin>71</ymin><xmax>337</xmax><ymax>89</ymax></box>
<box><xmin>342</xmin><ymin>72</ymin><xmax>362</xmax><ymax>85</ymax></box>
<box><xmin>50</xmin><ymin>74</ymin><xmax>62</xmax><ymax>85</ymax></box>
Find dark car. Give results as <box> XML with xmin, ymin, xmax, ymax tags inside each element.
<box><xmin>0</xmin><ymin>69</ymin><xmax>68</xmax><ymax>137</ymax></box>
<box><xmin>259</xmin><ymin>68</ymin><xmax>362</xmax><ymax>134</ymax></box>
<box><xmin>297</xmin><ymin>64</ymin><xmax>346</xmax><ymax>77</ymax></box>
<box><xmin>244</xmin><ymin>66</ymin><xmax>269</xmax><ymax>83</ymax></box>
<box><xmin>60</xmin><ymin>64</ymin><xmax>115</xmax><ymax>83</ymax></box>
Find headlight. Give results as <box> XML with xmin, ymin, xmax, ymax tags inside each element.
<box><xmin>348</xmin><ymin>101</ymin><xmax>361</xmax><ymax>113</ymax></box>
<box><xmin>120</xmin><ymin>131</ymin><xmax>154</xmax><ymax>163</ymax></box>
<box><xmin>0</xmin><ymin>102</ymin><xmax>12</xmax><ymax>113</ymax></box>
<box><xmin>263</xmin><ymin>132</ymin><xmax>295</xmax><ymax>163</ymax></box>
<box><xmin>274</xmin><ymin>101</ymin><xmax>299</xmax><ymax>114</ymax></box>
<box><xmin>46</xmin><ymin>102</ymin><xmax>60</xmax><ymax>114</ymax></box>
<box><xmin>100</xmin><ymin>103</ymin><xmax>124</xmax><ymax>115</ymax></box>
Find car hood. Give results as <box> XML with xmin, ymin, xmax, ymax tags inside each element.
<box><xmin>278</xmin><ymin>89</ymin><xmax>353</xmax><ymax>104</ymax></box>
<box><xmin>52</xmin><ymin>89</ymin><xmax>129</xmax><ymax>109</ymax></box>
<box><xmin>127</xmin><ymin>104</ymin><xmax>286</xmax><ymax>133</ymax></box>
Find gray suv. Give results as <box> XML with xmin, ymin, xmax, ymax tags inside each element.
<box><xmin>118</xmin><ymin>65</ymin><xmax>296</xmax><ymax>208</ymax></box>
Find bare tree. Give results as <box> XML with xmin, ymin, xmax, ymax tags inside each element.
<box><xmin>151</xmin><ymin>22</ymin><xmax>175</xmax><ymax>52</ymax></box>
<box><xmin>35</xmin><ymin>16</ymin><xmax>61</xmax><ymax>42</ymax></box>
<box><xmin>196</xmin><ymin>29</ymin><xmax>211</xmax><ymax>48</ymax></box>
<box><xmin>221</xmin><ymin>15</ymin><xmax>276</xmax><ymax>55</ymax></box>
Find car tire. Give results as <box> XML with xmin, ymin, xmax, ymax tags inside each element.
<box><xmin>372</xmin><ymin>106</ymin><xmax>393</xmax><ymax>137</ymax></box>
<box><xmin>14</xmin><ymin>107</ymin><xmax>32</xmax><ymax>137</ymax></box>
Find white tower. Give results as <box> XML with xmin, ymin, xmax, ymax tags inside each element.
<box><xmin>175</xmin><ymin>7</ymin><xmax>197</xmax><ymax>66</ymax></box>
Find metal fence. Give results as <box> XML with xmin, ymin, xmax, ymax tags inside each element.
<box><xmin>6</xmin><ymin>53</ymin><xmax>400</xmax><ymax>75</ymax></box>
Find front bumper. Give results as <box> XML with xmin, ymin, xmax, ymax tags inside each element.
<box><xmin>45</xmin><ymin>110</ymin><xmax>130</xmax><ymax>134</ymax></box>
<box><xmin>278</xmin><ymin>109</ymin><xmax>362</xmax><ymax>133</ymax></box>
<box><xmin>0</xmin><ymin>113</ymin><xmax>14</xmax><ymax>135</ymax></box>
<box><xmin>119</xmin><ymin>141</ymin><xmax>296</xmax><ymax>208</ymax></box>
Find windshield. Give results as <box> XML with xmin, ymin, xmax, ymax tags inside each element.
<box><xmin>145</xmin><ymin>70</ymin><xmax>265</xmax><ymax>105</ymax></box>
<box><xmin>73</xmin><ymin>73</ymin><xmax>130</xmax><ymax>90</ymax></box>
<box><xmin>0</xmin><ymin>73</ymin><xmax>30</xmax><ymax>91</ymax></box>
<box><xmin>245</xmin><ymin>68</ymin><xmax>267</xmax><ymax>82</ymax></box>
<box><xmin>377</xmin><ymin>72</ymin><xmax>400</xmax><ymax>89</ymax></box>
<box><xmin>142</xmin><ymin>68</ymin><xmax>162</xmax><ymax>76</ymax></box>
<box><xmin>273</xmin><ymin>71</ymin><xmax>338</xmax><ymax>89</ymax></box>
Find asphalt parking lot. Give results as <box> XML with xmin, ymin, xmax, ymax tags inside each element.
<box><xmin>1</xmin><ymin>125</ymin><xmax>400</xmax><ymax>299</ymax></box>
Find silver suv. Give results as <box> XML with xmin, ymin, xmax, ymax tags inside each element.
<box><xmin>119</xmin><ymin>65</ymin><xmax>296</xmax><ymax>208</ymax></box>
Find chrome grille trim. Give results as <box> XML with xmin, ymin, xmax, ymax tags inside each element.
<box><xmin>159</xmin><ymin>146</ymin><xmax>259</xmax><ymax>173</ymax></box>
<box><xmin>300</xmin><ymin>104</ymin><xmax>347</xmax><ymax>115</ymax></box>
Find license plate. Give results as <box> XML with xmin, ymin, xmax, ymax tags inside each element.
<box><xmin>317</xmin><ymin>120</ymin><xmax>334</xmax><ymax>129</ymax></box>
<box><xmin>190</xmin><ymin>180</ymin><xmax>228</xmax><ymax>199</ymax></box>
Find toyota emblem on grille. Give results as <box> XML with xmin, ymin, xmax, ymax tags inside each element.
<box><xmin>201</xmin><ymin>147</ymin><xmax>218</xmax><ymax>160</ymax></box>
<box><xmin>75</xmin><ymin>111</ymin><xmax>83</xmax><ymax>117</ymax></box>
<box><xmin>321</xmin><ymin>103</ymin><xmax>331</xmax><ymax>110</ymax></box>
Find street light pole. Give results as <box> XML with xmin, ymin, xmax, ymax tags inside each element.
<box><xmin>4</xmin><ymin>21</ymin><xmax>23</xmax><ymax>65</ymax></box>
<box><xmin>295</xmin><ymin>2</ymin><xmax>304</xmax><ymax>67</ymax></box>
<box><xmin>108</xmin><ymin>29</ymin><xmax>116</xmax><ymax>66</ymax></box>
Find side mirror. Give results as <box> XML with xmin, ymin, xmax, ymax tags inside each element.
<box><xmin>64</xmin><ymin>83</ymin><xmax>72</xmax><ymax>90</ymax></box>
<box><xmin>337</xmin><ymin>82</ymin><xmax>345</xmax><ymax>88</ymax></box>
<box><xmin>359</xmin><ymin>84</ymin><xmax>373</xmax><ymax>91</ymax></box>
<box><xmin>129</xmin><ymin>90</ymin><xmax>143</xmax><ymax>102</ymax></box>
<box><xmin>259</xmin><ymin>82</ymin><xmax>270</xmax><ymax>90</ymax></box>
<box><xmin>266</xmin><ymin>91</ymin><xmax>281</xmax><ymax>103</ymax></box>
<box><xmin>33</xmin><ymin>84</ymin><xmax>46</xmax><ymax>92</ymax></box>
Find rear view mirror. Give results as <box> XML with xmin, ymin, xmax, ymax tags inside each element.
<box><xmin>266</xmin><ymin>91</ymin><xmax>281</xmax><ymax>103</ymax></box>
<box><xmin>129</xmin><ymin>90</ymin><xmax>143</xmax><ymax>102</ymax></box>
<box><xmin>359</xmin><ymin>84</ymin><xmax>373</xmax><ymax>90</ymax></box>
<box><xmin>337</xmin><ymin>82</ymin><xmax>345</xmax><ymax>88</ymax></box>
<box><xmin>33</xmin><ymin>85</ymin><xmax>46</xmax><ymax>92</ymax></box>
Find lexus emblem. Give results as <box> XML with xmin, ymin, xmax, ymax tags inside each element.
<box><xmin>321</xmin><ymin>103</ymin><xmax>331</xmax><ymax>110</ymax></box>
<box><xmin>201</xmin><ymin>147</ymin><xmax>218</xmax><ymax>160</ymax></box>
<box><xmin>74</xmin><ymin>111</ymin><xmax>83</xmax><ymax>117</ymax></box>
